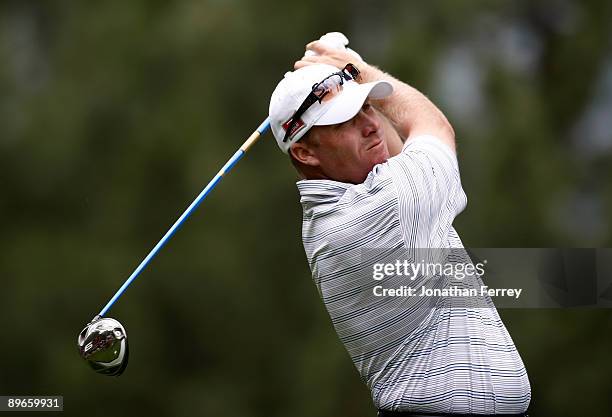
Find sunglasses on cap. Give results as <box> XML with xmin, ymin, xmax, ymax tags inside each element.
<box><xmin>282</xmin><ymin>63</ymin><xmax>361</xmax><ymax>142</ymax></box>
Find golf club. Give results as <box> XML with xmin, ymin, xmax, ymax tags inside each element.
<box><xmin>77</xmin><ymin>118</ymin><xmax>270</xmax><ymax>376</ymax></box>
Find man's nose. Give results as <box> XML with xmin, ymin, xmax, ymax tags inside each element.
<box><xmin>357</xmin><ymin>108</ymin><xmax>380</xmax><ymax>136</ymax></box>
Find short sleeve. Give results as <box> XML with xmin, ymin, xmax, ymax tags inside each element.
<box><xmin>387</xmin><ymin>135</ymin><xmax>467</xmax><ymax>247</ymax></box>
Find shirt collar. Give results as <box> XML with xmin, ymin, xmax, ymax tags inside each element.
<box><xmin>296</xmin><ymin>179</ymin><xmax>352</xmax><ymax>206</ymax></box>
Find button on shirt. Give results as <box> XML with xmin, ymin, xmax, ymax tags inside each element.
<box><xmin>297</xmin><ymin>136</ymin><xmax>531</xmax><ymax>414</ymax></box>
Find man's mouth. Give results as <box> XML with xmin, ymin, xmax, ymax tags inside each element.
<box><xmin>366</xmin><ymin>137</ymin><xmax>383</xmax><ymax>151</ymax></box>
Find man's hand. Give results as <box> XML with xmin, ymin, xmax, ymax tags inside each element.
<box><xmin>295</xmin><ymin>41</ymin><xmax>380</xmax><ymax>85</ymax></box>
<box><xmin>295</xmin><ymin>41</ymin><xmax>357</xmax><ymax>70</ymax></box>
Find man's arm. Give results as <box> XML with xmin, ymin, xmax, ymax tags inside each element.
<box><xmin>378</xmin><ymin>109</ymin><xmax>404</xmax><ymax>156</ymax></box>
<box><xmin>295</xmin><ymin>42</ymin><xmax>456</xmax><ymax>152</ymax></box>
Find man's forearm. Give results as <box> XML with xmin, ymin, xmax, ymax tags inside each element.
<box><xmin>360</xmin><ymin>64</ymin><xmax>456</xmax><ymax>150</ymax></box>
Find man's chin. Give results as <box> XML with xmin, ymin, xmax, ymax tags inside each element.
<box><xmin>370</xmin><ymin>144</ymin><xmax>390</xmax><ymax>165</ymax></box>
<box><xmin>364</xmin><ymin>154</ymin><xmax>390</xmax><ymax>176</ymax></box>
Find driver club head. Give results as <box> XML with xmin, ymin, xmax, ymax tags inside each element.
<box><xmin>77</xmin><ymin>316</ymin><xmax>129</xmax><ymax>376</ymax></box>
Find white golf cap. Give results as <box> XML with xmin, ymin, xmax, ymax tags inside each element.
<box><xmin>269</xmin><ymin>64</ymin><xmax>393</xmax><ymax>154</ymax></box>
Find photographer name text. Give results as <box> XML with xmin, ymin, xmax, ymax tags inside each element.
<box><xmin>372</xmin><ymin>285</ymin><xmax>522</xmax><ymax>299</ymax></box>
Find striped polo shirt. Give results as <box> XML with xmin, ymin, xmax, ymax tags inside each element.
<box><xmin>297</xmin><ymin>135</ymin><xmax>531</xmax><ymax>414</ymax></box>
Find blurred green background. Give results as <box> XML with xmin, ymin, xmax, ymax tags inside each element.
<box><xmin>1</xmin><ymin>1</ymin><xmax>611</xmax><ymax>416</ymax></box>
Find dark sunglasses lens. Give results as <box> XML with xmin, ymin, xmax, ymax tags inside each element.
<box><xmin>345</xmin><ymin>64</ymin><xmax>360</xmax><ymax>80</ymax></box>
<box><xmin>313</xmin><ymin>83</ymin><xmax>328</xmax><ymax>97</ymax></box>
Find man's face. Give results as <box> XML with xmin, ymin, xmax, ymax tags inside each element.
<box><xmin>303</xmin><ymin>102</ymin><xmax>390</xmax><ymax>184</ymax></box>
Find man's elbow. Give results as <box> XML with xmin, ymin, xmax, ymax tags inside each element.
<box><xmin>437</xmin><ymin>116</ymin><xmax>456</xmax><ymax>151</ymax></box>
<box><xmin>405</xmin><ymin>115</ymin><xmax>456</xmax><ymax>152</ymax></box>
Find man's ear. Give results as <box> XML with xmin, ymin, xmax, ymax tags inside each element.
<box><xmin>289</xmin><ymin>141</ymin><xmax>320</xmax><ymax>167</ymax></box>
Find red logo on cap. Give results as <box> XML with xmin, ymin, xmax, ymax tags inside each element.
<box><xmin>282</xmin><ymin>117</ymin><xmax>305</xmax><ymax>139</ymax></box>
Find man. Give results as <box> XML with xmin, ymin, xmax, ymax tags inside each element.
<box><xmin>268</xmin><ymin>41</ymin><xmax>531</xmax><ymax>416</ymax></box>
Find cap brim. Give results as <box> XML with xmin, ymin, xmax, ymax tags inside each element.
<box><xmin>314</xmin><ymin>80</ymin><xmax>393</xmax><ymax>126</ymax></box>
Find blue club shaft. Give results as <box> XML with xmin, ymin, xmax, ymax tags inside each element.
<box><xmin>98</xmin><ymin>118</ymin><xmax>271</xmax><ymax>318</ymax></box>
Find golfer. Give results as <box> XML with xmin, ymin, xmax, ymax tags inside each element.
<box><xmin>269</xmin><ymin>41</ymin><xmax>531</xmax><ymax>416</ymax></box>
